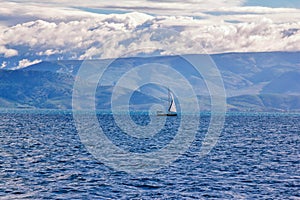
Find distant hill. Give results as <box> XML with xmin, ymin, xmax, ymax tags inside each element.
<box><xmin>227</xmin><ymin>94</ymin><xmax>300</xmax><ymax>112</ymax></box>
<box><xmin>0</xmin><ymin>70</ymin><xmax>73</xmax><ymax>109</ymax></box>
<box><xmin>262</xmin><ymin>71</ymin><xmax>300</xmax><ymax>94</ymax></box>
<box><xmin>0</xmin><ymin>70</ymin><xmax>163</xmax><ymax>110</ymax></box>
<box><xmin>0</xmin><ymin>52</ymin><xmax>299</xmax><ymax>112</ymax></box>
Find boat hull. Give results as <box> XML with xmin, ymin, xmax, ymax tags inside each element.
<box><xmin>167</xmin><ymin>113</ymin><xmax>177</xmax><ymax>116</ymax></box>
<box><xmin>157</xmin><ymin>112</ymin><xmax>177</xmax><ymax>116</ymax></box>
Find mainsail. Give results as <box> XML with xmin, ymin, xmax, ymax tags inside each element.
<box><xmin>157</xmin><ymin>88</ymin><xmax>177</xmax><ymax>116</ymax></box>
<box><xmin>168</xmin><ymin>91</ymin><xmax>177</xmax><ymax>113</ymax></box>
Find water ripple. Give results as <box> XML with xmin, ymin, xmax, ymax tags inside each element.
<box><xmin>0</xmin><ymin>113</ymin><xmax>299</xmax><ymax>199</ymax></box>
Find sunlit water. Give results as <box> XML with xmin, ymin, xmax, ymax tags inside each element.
<box><xmin>0</xmin><ymin>111</ymin><xmax>299</xmax><ymax>199</ymax></box>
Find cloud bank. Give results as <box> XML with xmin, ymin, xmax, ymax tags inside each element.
<box><xmin>12</xmin><ymin>59</ymin><xmax>42</xmax><ymax>70</ymax></box>
<box><xmin>0</xmin><ymin>1</ymin><xmax>299</xmax><ymax>69</ymax></box>
<box><xmin>0</xmin><ymin>0</ymin><xmax>246</xmax><ymax>17</ymax></box>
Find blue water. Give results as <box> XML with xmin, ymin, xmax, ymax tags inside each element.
<box><xmin>0</xmin><ymin>112</ymin><xmax>299</xmax><ymax>199</ymax></box>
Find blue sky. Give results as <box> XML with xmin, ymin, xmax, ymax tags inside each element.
<box><xmin>0</xmin><ymin>0</ymin><xmax>299</xmax><ymax>69</ymax></box>
<box><xmin>244</xmin><ymin>0</ymin><xmax>300</xmax><ymax>8</ymax></box>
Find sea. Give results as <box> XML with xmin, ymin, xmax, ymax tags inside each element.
<box><xmin>0</xmin><ymin>110</ymin><xmax>299</xmax><ymax>199</ymax></box>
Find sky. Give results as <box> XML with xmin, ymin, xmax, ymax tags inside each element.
<box><xmin>0</xmin><ymin>0</ymin><xmax>299</xmax><ymax>69</ymax></box>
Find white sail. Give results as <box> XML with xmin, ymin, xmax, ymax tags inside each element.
<box><xmin>157</xmin><ymin>89</ymin><xmax>177</xmax><ymax>116</ymax></box>
<box><xmin>168</xmin><ymin>92</ymin><xmax>177</xmax><ymax>113</ymax></box>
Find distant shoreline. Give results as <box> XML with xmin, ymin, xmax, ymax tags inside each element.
<box><xmin>0</xmin><ymin>108</ymin><xmax>299</xmax><ymax>116</ymax></box>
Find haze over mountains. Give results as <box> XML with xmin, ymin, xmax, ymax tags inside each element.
<box><xmin>0</xmin><ymin>51</ymin><xmax>299</xmax><ymax>112</ymax></box>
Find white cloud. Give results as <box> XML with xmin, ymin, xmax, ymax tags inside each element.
<box><xmin>0</xmin><ymin>46</ymin><xmax>18</xmax><ymax>58</ymax></box>
<box><xmin>181</xmin><ymin>18</ymin><xmax>300</xmax><ymax>53</ymax></box>
<box><xmin>206</xmin><ymin>6</ymin><xmax>300</xmax><ymax>24</ymax></box>
<box><xmin>0</xmin><ymin>1</ymin><xmax>100</xmax><ymax>26</ymax></box>
<box><xmin>0</xmin><ymin>1</ymin><xmax>299</xmax><ymax>69</ymax></box>
<box><xmin>1</xmin><ymin>1</ymin><xmax>299</xmax><ymax>26</ymax></box>
<box><xmin>12</xmin><ymin>59</ymin><xmax>42</xmax><ymax>70</ymax></box>
<box><xmin>0</xmin><ymin>0</ymin><xmax>245</xmax><ymax>17</ymax></box>
<box><xmin>1</xmin><ymin>11</ymin><xmax>299</xmax><ymax>63</ymax></box>
<box><xmin>38</xmin><ymin>49</ymin><xmax>63</xmax><ymax>56</ymax></box>
<box><xmin>1</xmin><ymin>13</ymin><xmax>300</xmax><ymax>59</ymax></box>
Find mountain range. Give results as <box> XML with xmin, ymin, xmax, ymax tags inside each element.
<box><xmin>0</xmin><ymin>52</ymin><xmax>299</xmax><ymax>112</ymax></box>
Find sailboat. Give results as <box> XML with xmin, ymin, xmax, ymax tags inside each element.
<box><xmin>157</xmin><ymin>88</ymin><xmax>177</xmax><ymax>116</ymax></box>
